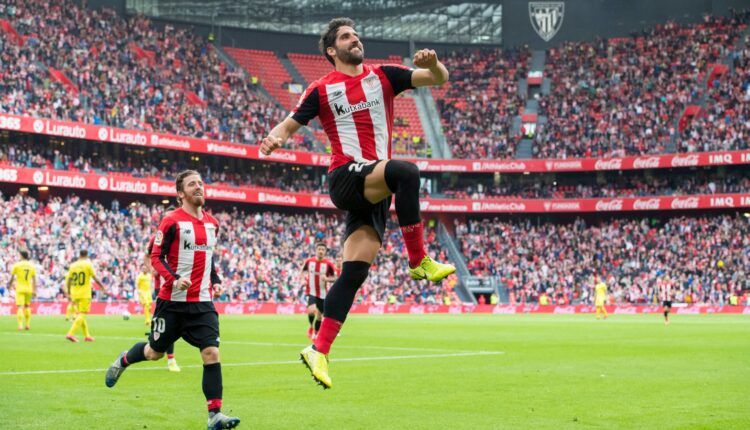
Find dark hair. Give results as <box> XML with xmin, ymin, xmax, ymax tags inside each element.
<box><xmin>175</xmin><ymin>169</ymin><xmax>200</xmax><ymax>205</ymax></box>
<box><xmin>315</xmin><ymin>242</ymin><xmax>327</xmax><ymax>249</ymax></box>
<box><xmin>20</xmin><ymin>250</ymin><xmax>29</xmax><ymax>259</ymax></box>
<box><xmin>319</xmin><ymin>17</ymin><xmax>355</xmax><ymax>65</ymax></box>
<box><xmin>80</xmin><ymin>250</ymin><xmax>89</xmax><ymax>258</ymax></box>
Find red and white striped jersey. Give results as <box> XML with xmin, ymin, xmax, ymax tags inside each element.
<box><xmin>150</xmin><ymin>208</ymin><xmax>221</xmax><ymax>302</ymax></box>
<box><xmin>302</xmin><ymin>257</ymin><xmax>337</xmax><ymax>298</ymax></box>
<box><xmin>659</xmin><ymin>281</ymin><xmax>673</xmax><ymax>302</ymax></box>
<box><xmin>290</xmin><ymin>63</ymin><xmax>414</xmax><ymax>172</ymax></box>
<box><xmin>147</xmin><ymin>235</ymin><xmax>163</xmax><ymax>292</ymax></box>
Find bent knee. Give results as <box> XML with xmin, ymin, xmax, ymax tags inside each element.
<box><xmin>201</xmin><ymin>346</ymin><xmax>220</xmax><ymax>363</ymax></box>
<box><xmin>145</xmin><ymin>345</ymin><xmax>164</xmax><ymax>360</ymax></box>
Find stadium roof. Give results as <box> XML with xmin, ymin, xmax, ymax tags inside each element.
<box><xmin>126</xmin><ymin>0</ymin><xmax>503</xmax><ymax>44</ymax></box>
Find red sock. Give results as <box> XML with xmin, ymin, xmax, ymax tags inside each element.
<box><xmin>313</xmin><ymin>318</ymin><xmax>343</xmax><ymax>355</ymax></box>
<box><xmin>401</xmin><ymin>222</ymin><xmax>427</xmax><ymax>268</ymax></box>
<box><xmin>167</xmin><ymin>353</ymin><xmax>175</xmax><ymax>360</ymax></box>
<box><xmin>206</xmin><ymin>399</ymin><xmax>222</xmax><ymax>413</ymax></box>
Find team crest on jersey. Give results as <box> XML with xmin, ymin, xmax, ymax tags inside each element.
<box><xmin>362</xmin><ymin>75</ymin><xmax>379</xmax><ymax>89</ymax></box>
<box><xmin>154</xmin><ymin>231</ymin><xmax>163</xmax><ymax>246</ymax></box>
<box><xmin>529</xmin><ymin>2</ymin><xmax>565</xmax><ymax>42</ymax></box>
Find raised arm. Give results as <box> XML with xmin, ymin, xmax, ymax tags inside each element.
<box><xmin>411</xmin><ymin>49</ymin><xmax>449</xmax><ymax>87</ymax></box>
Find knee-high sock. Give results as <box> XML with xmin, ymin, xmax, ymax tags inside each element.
<box><xmin>120</xmin><ymin>342</ymin><xmax>148</xmax><ymax>367</ymax></box>
<box><xmin>67</xmin><ymin>317</ymin><xmax>81</xmax><ymax>336</ymax></box>
<box><xmin>17</xmin><ymin>307</ymin><xmax>23</xmax><ymax>328</ymax></box>
<box><xmin>385</xmin><ymin>161</ymin><xmax>426</xmax><ymax>268</ymax></box>
<box><xmin>24</xmin><ymin>307</ymin><xmax>31</xmax><ymax>327</ymax></box>
<box><xmin>315</xmin><ymin>261</ymin><xmax>369</xmax><ymax>354</ymax></box>
<box><xmin>79</xmin><ymin>315</ymin><xmax>90</xmax><ymax>337</ymax></box>
<box><xmin>203</xmin><ymin>363</ymin><xmax>223</xmax><ymax>413</ymax></box>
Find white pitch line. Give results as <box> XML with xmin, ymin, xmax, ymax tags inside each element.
<box><xmin>0</xmin><ymin>351</ymin><xmax>504</xmax><ymax>376</ymax></box>
<box><xmin>0</xmin><ymin>332</ymin><xmax>469</xmax><ymax>353</ymax></box>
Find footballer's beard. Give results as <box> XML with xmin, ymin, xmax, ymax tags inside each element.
<box><xmin>184</xmin><ymin>193</ymin><xmax>205</xmax><ymax>208</ymax></box>
<box><xmin>336</xmin><ymin>44</ymin><xmax>364</xmax><ymax>65</ymax></box>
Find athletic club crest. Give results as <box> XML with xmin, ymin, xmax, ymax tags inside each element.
<box><xmin>529</xmin><ymin>2</ymin><xmax>565</xmax><ymax>42</ymax></box>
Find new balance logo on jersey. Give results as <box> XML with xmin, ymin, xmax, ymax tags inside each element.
<box><xmin>183</xmin><ymin>241</ymin><xmax>212</xmax><ymax>251</ymax></box>
<box><xmin>183</xmin><ymin>229</ymin><xmax>192</xmax><ymax>235</ymax></box>
<box><xmin>333</xmin><ymin>98</ymin><xmax>382</xmax><ymax>117</ymax></box>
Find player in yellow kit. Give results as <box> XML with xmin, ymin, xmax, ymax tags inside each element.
<box><xmin>65</xmin><ymin>250</ymin><xmax>103</xmax><ymax>342</ymax></box>
<box><xmin>135</xmin><ymin>265</ymin><xmax>153</xmax><ymax>327</ymax></box>
<box><xmin>594</xmin><ymin>275</ymin><xmax>608</xmax><ymax>320</ymax></box>
<box><xmin>8</xmin><ymin>250</ymin><xmax>36</xmax><ymax>330</ymax></box>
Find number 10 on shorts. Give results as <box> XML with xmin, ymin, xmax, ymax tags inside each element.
<box><xmin>152</xmin><ymin>317</ymin><xmax>166</xmax><ymax>334</ymax></box>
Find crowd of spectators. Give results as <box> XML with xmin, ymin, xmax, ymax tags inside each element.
<box><xmin>455</xmin><ymin>215</ymin><xmax>749</xmax><ymax>305</ymax></box>
<box><xmin>679</xmin><ymin>34</ymin><xmax>750</xmax><ymax>153</ymax></box>
<box><xmin>0</xmin><ymin>1</ymin><xmax>308</xmax><ymax>149</ymax></box>
<box><xmin>1</xmin><ymin>0</ymin><xmax>750</xmax><ymax>166</ymax></box>
<box><xmin>0</xmin><ymin>140</ymin><xmax>325</xmax><ymax>193</ymax></box>
<box><xmin>434</xmin><ymin>47</ymin><xmax>529</xmax><ymax>159</ymax></box>
<box><xmin>3</xmin><ymin>139</ymin><xmax>749</xmax><ymax>200</ymax></box>
<box><xmin>535</xmin><ymin>13</ymin><xmax>747</xmax><ymax>159</ymax></box>
<box><xmin>0</xmin><ymin>193</ymin><xmax>459</xmax><ymax>305</ymax></box>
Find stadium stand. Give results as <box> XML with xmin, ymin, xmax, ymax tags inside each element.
<box><xmin>0</xmin><ymin>193</ymin><xmax>459</xmax><ymax>305</ymax></box>
<box><xmin>455</xmin><ymin>215</ymin><xmax>749</xmax><ymax>305</ymax></box>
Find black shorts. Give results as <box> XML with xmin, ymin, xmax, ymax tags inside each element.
<box><xmin>663</xmin><ymin>300</ymin><xmax>672</xmax><ymax>308</ymax></box>
<box><xmin>328</xmin><ymin>160</ymin><xmax>391</xmax><ymax>243</ymax></box>
<box><xmin>148</xmin><ymin>299</ymin><xmax>220</xmax><ymax>352</ymax></box>
<box><xmin>307</xmin><ymin>295</ymin><xmax>324</xmax><ymax>313</ymax></box>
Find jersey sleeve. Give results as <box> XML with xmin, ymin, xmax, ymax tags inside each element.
<box><xmin>150</xmin><ymin>216</ymin><xmax>180</xmax><ymax>287</ymax></box>
<box><xmin>10</xmin><ymin>263</ymin><xmax>18</xmax><ymax>278</ymax></box>
<box><xmin>381</xmin><ymin>65</ymin><xmax>415</xmax><ymax>95</ymax></box>
<box><xmin>326</xmin><ymin>261</ymin><xmax>336</xmax><ymax>276</ymax></box>
<box><xmin>289</xmin><ymin>85</ymin><xmax>320</xmax><ymax>125</ymax></box>
<box><xmin>88</xmin><ymin>261</ymin><xmax>96</xmax><ymax>280</ymax></box>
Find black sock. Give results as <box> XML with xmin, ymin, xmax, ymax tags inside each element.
<box><xmin>323</xmin><ymin>261</ymin><xmax>370</xmax><ymax>322</ymax></box>
<box><xmin>121</xmin><ymin>342</ymin><xmax>147</xmax><ymax>367</ymax></box>
<box><xmin>308</xmin><ymin>313</ymin><xmax>315</xmax><ymax>325</ymax></box>
<box><xmin>314</xmin><ymin>318</ymin><xmax>322</xmax><ymax>332</ymax></box>
<box><xmin>203</xmin><ymin>362</ymin><xmax>223</xmax><ymax>414</ymax></box>
<box><xmin>664</xmin><ymin>311</ymin><xmax>668</xmax><ymax>318</ymax></box>
<box><xmin>384</xmin><ymin>160</ymin><xmax>421</xmax><ymax>227</ymax></box>
<box><xmin>166</xmin><ymin>342</ymin><xmax>175</xmax><ymax>355</ymax></box>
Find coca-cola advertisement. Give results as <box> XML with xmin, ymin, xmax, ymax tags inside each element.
<box><xmin>15</xmin><ymin>302</ymin><xmax>750</xmax><ymax>315</ymax></box>
<box><xmin>0</xmin><ymin>113</ymin><xmax>749</xmax><ymax>173</ymax></box>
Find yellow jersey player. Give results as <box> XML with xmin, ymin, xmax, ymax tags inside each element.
<box><xmin>594</xmin><ymin>275</ymin><xmax>608</xmax><ymax>320</ymax></box>
<box><xmin>8</xmin><ymin>250</ymin><xmax>36</xmax><ymax>330</ymax></box>
<box><xmin>136</xmin><ymin>265</ymin><xmax>153</xmax><ymax>327</ymax></box>
<box><xmin>65</xmin><ymin>250</ymin><xmax>103</xmax><ymax>342</ymax></box>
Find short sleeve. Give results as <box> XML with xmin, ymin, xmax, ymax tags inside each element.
<box><xmin>380</xmin><ymin>65</ymin><xmax>415</xmax><ymax>95</ymax></box>
<box><xmin>290</xmin><ymin>85</ymin><xmax>320</xmax><ymax>125</ymax></box>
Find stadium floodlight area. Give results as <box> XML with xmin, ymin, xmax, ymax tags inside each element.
<box><xmin>126</xmin><ymin>0</ymin><xmax>503</xmax><ymax>44</ymax></box>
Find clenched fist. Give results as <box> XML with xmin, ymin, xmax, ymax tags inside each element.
<box><xmin>260</xmin><ymin>135</ymin><xmax>283</xmax><ymax>156</ymax></box>
<box><xmin>176</xmin><ymin>277</ymin><xmax>192</xmax><ymax>291</ymax></box>
<box><xmin>413</xmin><ymin>49</ymin><xmax>438</xmax><ymax>69</ymax></box>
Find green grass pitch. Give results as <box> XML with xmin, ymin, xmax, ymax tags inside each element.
<box><xmin>0</xmin><ymin>314</ymin><xmax>748</xmax><ymax>429</ymax></box>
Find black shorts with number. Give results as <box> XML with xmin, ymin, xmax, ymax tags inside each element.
<box><xmin>148</xmin><ymin>299</ymin><xmax>220</xmax><ymax>352</ymax></box>
<box><xmin>328</xmin><ymin>160</ymin><xmax>391</xmax><ymax>243</ymax></box>
<box><xmin>307</xmin><ymin>295</ymin><xmax>324</xmax><ymax>313</ymax></box>
<box><xmin>662</xmin><ymin>300</ymin><xmax>672</xmax><ymax>308</ymax></box>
